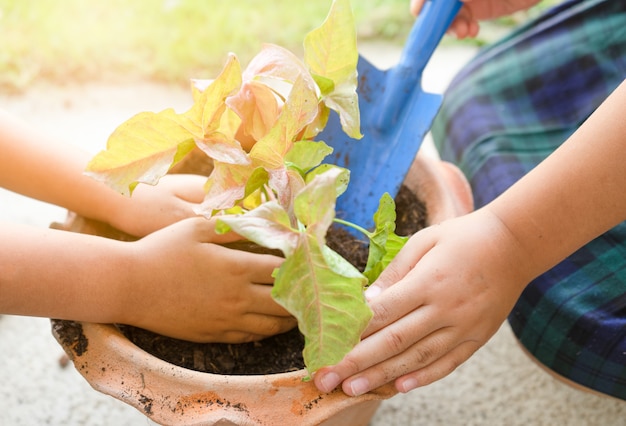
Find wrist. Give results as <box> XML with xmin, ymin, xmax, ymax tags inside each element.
<box><xmin>474</xmin><ymin>207</ymin><xmax>542</xmax><ymax>289</ymax></box>
<box><xmin>73</xmin><ymin>236</ymin><xmax>136</xmax><ymax>325</ymax></box>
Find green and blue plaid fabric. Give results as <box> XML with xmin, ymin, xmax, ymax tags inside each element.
<box><xmin>432</xmin><ymin>0</ymin><xmax>626</xmax><ymax>399</ymax></box>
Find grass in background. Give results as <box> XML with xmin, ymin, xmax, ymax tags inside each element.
<box><xmin>0</xmin><ymin>0</ymin><xmax>560</xmax><ymax>92</ymax></box>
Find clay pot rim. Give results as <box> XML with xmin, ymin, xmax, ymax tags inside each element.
<box><xmin>52</xmin><ymin>319</ymin><xmax>394</xmax><ymax>425</ymax></box>
<box><xmin>53</xmin><ymin>318</ymin><xmax>397</xmax><ymax>393</ymax></box>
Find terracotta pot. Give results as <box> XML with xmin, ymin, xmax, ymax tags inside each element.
<box><xmin>51</xmin><ymin>151</ymin><xmax>473</xmax><ymax>426</ymax></box>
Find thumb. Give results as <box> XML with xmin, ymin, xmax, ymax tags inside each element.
<box><xmin>171</xmin><ymin>174</ymin><xmax>209</xmax><ymax>204</ymax></box>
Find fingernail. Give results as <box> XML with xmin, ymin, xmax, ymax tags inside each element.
<box><xmin>348</xmin><ymin>377</ymin><xmax>370</xmax><ymax>396</ymax></box>
<box><xmin>319</xmin><ymin>372</ymin><xmax>340</xmax><ymax>393</ymax></box>
<box><xmin>364</xmin><ymin>285</ymin><xmax>381</xmax><ymax>301</ymax></box>
<box><xmin>399</xmin><ymin>377</ymin><xmax>419</xmax><ymax>393</ymax></box>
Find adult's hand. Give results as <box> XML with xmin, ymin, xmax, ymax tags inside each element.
<box><xmin>410</xmin><ymin>0</ymin><xmax>542</xmax><ymax>38</ymax></box>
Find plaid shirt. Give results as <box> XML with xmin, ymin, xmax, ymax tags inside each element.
<box><xmin>432</xmin><ymin>0</ymin><xmax>626</xmax><ymax>399</ymax></box>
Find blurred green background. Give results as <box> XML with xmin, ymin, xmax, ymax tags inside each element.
<box><xmin>0</xmin><ymin>0</ymin><xmax>560</xmax><ymax>92</ymax></box>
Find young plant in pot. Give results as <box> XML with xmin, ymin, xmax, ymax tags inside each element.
<box><xmin>51</xmin><ymin>0</ymin><xmax>473</xmax><ymax>424</ymax></box>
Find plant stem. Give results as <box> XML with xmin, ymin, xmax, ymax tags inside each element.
<box><xmin>333</xmin><ymin>218</ymin><xmax>371</xmax><ymax>237</ymax></box>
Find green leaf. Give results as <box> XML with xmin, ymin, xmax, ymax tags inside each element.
<box><xmin>311</xmin><ymin>74</ymin><xmax>335</xmax><ymax>97</ymax></box>
<box><xmin>85</xmin><ymin>54</ymin><xmax>243</xmax><ymax>197</ymax></box>
<box><xmin>293</xmin><ymin>167</ymin><xmax>341</xmax><ymax>232</ymax></box>
<box><xmin>184</xmin><ymin>53</ymin><xmax>242</xmax><ymax>137</ymax></box>
<box><xmin>216</xmin><ymin>201</ymin><xmax>299</xmax><ymax>257</ymax></box>
<box><xmin>243</xmin><ymin>43</ymin><xmax>315</xmax><ymax>97</ymax></box>
<box><xmin>363</xmin><ymin>233</ymin><xmax>407</xmax><ymax>283</ymax></box>
<box><xmin>305</xmin><ymin>164</ymin><xmax>350</xmax><ymax>197</ymax></box>
<box><xmin>285</xmin><ymin>140</ymin><xmax>333</xmax><ymax>173</ymax></box>
<box><xmin>304</xmin><ymin>0</ymin><xmax>357</xmax><ymax>85</ymax></box>
<box><xmin>322</xmin><ymin>76</ymin><xmax>362</xmax><ymax>140</ymax></box>
<box><xmin>304</xmin><ymin>0</ymin><xmax>362</xmax><ymax>139</ymax></box>
<box><xmin>188</xmin><ymin>55</ymin><xmax>250</xmax><ymax>164</ymax></box>
<box><xmin>243</xmin><ymin>167</ymin><xmax>270</xmax><ymax>199</ymax></box>
<box><xmin>85</xmin><ymin>109</ymin><xmax>197</xmax><ymax>196</ymax></box>
<box><xmin>250</xmin><ymin>76</ymin><xmax>319</xmax><ymax>170</ymax></box>
<box><xmin>299</xmin><ymin>102</ymin><xmax>330</xmax><ymax>140</ymax></box>
<box><xmin>266</xmin><ymin>167</ymin><xmax>306</xmax><ymax>216</ymax></box>
<box><xmin>363</xmin><ymin>193</ymin><xmax>409</xmax><ymax>283</ymax></box>
<box><xmin>279</xmin><ymin>167</ymin><xmax>370</xmax><ymax>376</ymax></box>
<box><xmin>197</xmin><ymin>162</ymin><xmax>256</xmax><ymax>213</ymax></box>
<box><xmin>273</xmin><ymin>233</ymin><xmax>370</xmax><ymax>377</ymax></box>
<box><xmin>226</xmin><ymin>80</ymin><xmax>280</xmax><ymax>143</ymax></box>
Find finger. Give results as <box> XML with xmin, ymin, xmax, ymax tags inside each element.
<box><xmin>236</xmin><ymin>313</ymin><xmax>298</xmax><ymax>339</ymax></box>
<box><xmin>339</xmin><ymin>327</ymin><xmax>461</xmax><ymax>396</ymax></box>
<box><xmin>211</xmin><ymin>243</ymin><xmax>284</xmax><ymax>285</ymax></box>
<box><xmin>467</xmin><ymin>19</ymin><xmax>480</xmax><ymax>38</ymax></box>
<box><xmin>240</xmin><ymin>252</ymin><xmax>284</xmax><ymax>285</ymax></box>
<box><xmin>363</xmin><ymin>282</ymin><xmax>422</xmax><ymax>337</ymax></box>
<box><xmin>217</xmin><ymin>316</ymin><xmax>297</xmax><ymax>343</ymax></box>
<box><xmin>394</xmin><ymin>340</ymin><xmax>481</xmax><ymax>393</ymax></box>
<box><xmin>361</xmin><ymin>296</ymin><xmax>445</xmax><ymax>358</ymax></box>
<box><xmin>247</xmin><ymin>280</ymin><xmax>293</xmax><ymax>318</ymax></box>
<box><xmin>363</xmin><ymin>248</ymin><xmax>453</xmax><ymax>337</ymax></box>
<box><xmin>449</xmin><ymin>7</ymin><xmax>476</xmax><ymax>39</ymax></box>
<box><xmin>412</xmin><ymin>1</ymin><xmax>473</xmax><ymax>31</ymax></box>
<box><xmin>314</xmin><ymin>301</ymin><xmax>438</xmax><ymax>393</ymax></box>
<box><xmin>182</xmin><ymin>217</ymin><xmax>278</xmax><ymax>263</ymax></box>
<box><xmin>163</xmin><ymin>174</ymin><xmax>208</xmax><ymax>203</ymax></box>
<box><xmin>214</xmin><ymin>327</ymin><xmax>282</xmax><ymax>344</ymax></box>
<box><xmin>450</xmin><ymin>19</ymin><xmax>467</xmax><ymax>39</ymax></box>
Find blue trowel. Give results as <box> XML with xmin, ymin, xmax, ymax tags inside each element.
<box><xmin>319</xmin><ymin>0</ymin><xmax>462</xmax><ymax>230</ymax></box>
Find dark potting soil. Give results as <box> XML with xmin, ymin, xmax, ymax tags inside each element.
<box><xmin>118</xmin><ymin>185</ymin><xmax>427</xmax><ymax>375</ymax></box>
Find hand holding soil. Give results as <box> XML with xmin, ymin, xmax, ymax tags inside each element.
<box><xmin>121</xmin><ymin>217</ymin><xmax>297</xmax><ymax>343</ymax></box>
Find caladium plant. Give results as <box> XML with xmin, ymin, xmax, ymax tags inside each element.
<box><xmin>85</xmin><ymin>0</ymin><xmax>407</xmax><ymax>378</ymax></box>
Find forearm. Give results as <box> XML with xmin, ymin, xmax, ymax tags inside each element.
<box><xmin>0</xmin><ymin>222</ymin><xmax>133</xmax><ymax>322</ymax></box>
<box><xmin>486</xmin><ymin>80</ymin><xmax>626</xmax><ymax>278</ymax></box>
<box><xmin>0</xmin><ymin>110</ymin><xmax>126</xmax><ymax>224</ymax></box>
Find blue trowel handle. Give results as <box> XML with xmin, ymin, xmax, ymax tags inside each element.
<box><xmin>377</xmin><ymin>0</ymin><xmax>462</xmax><ymax>128</ymax></box>
<box><xmin>401</xmin><ymin>0</ymin><xmax>463</xmax><ymax>73</ymax></box>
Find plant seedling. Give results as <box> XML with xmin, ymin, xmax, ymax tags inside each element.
<box><xmin>85</xmin><ymin>0</ymin><xmax>407</xmax><ymax>378</ymax></box>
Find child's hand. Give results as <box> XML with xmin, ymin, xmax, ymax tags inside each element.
<box><xmin>122</xmin><ymin>217</ymin><xmax>297</xmax><ymax>343</ymax></box>
<box><xmin>314</xmin><ymin>209</ymin><xmax>531</xmax><ymax>395</ymax></box>
<box><xmin>105</xmin><ymin>174</ymin><xmax>207</xmax><ymax>237</ymax></box>
<box><xmin>410</xmin><ymin>0</ymin><xmax>542</xmax><ymax>39</ymax></box>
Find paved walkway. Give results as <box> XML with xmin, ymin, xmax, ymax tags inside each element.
<box><xmin>1</xmin><ymin>44</ymin><xmax>625</xmax><ymax>425</ymax></box>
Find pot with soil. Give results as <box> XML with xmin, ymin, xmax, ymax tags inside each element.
<box><xmin>51</xmin><ymin>151</ymin><xmax>472</xmax><ymax>426</ymax></box>
<box><xmin>51</xmin><ymin>2</ymin><xmax>473</xmax><ymax>422</ymax></box>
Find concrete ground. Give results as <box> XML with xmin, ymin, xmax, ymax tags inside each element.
<box><xmin>1</xmin><ymin>44</ymin><xmax>625</xmax><ymax>425</ymax></box>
